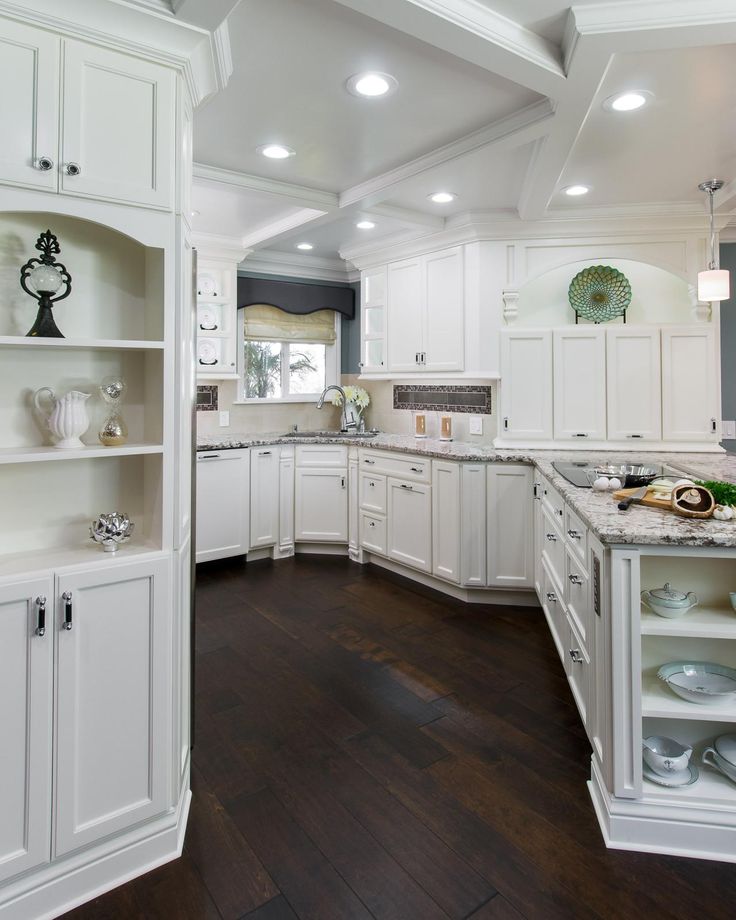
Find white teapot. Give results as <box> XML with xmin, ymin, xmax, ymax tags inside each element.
<box><xmin>34</xmin><ymin>387</ymin><xmax>91</xmax><ymax>449</ymax></box>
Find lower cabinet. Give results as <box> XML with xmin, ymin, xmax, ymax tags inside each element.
<box><xmin>196</xmin><ymin>448</ymin><xmax>250</xmax><ymax>562</ymax></box>
<box><xmin>432</xmin><ymin>461</ymin><xmax>460</xmax><ymax>584</ymax></box>
<box><xmin>295</xmin><ymin>468</ymin><xmax>348</xmax><ymax>542</ymax></box>
<box><xmin>487</xmin><ymin>464</ymin><xmax>534</xmax><ymax>588</ymax></box>
<box><xmin>250</xmin><ymin>446</ymin><xmax>280</xmax><ymax>548</ymax></box>
<box><xmin>565</xmin><ymin>614</ymin><xmax>592</xmax><ymax>730</ymax></box>
<box><xmin>387</xmin><ymin>478</ymin><xmax>432</xmax><ymax>573</ymax></box>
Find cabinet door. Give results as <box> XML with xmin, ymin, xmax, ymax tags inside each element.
<box><xmin>423</xmin><ymin>247</ymin><xmax>464</xmax><ymax>372</ymax></box>
<box><xmin>661</xmin><ymin>326</ymin><xmax>719</xmax><ymax>442</ymax></box>
<box><xmin>250</xmin><ymin>447</ymin><xmax>280</xmax><ymax>548</ymax></box>
<box><xmin>279</xmin><ymin>449</ymin><xmax>295</xmax><ymax>555</ymax></box>
<box><xmin>387</xmin><ymin>479</ymin><xmax>431</xmax><ymax>572</ymax></box>
<box><xmin>196</xmin><ymin>450</ymin><xmax>250</xmax><ymax>562</ymax></box>
<box><xmin>361</xmin><ymin>268</ymin><xmax>387</xmax><ymax>373</ymax></box>
<box><xmin>461</xmin><ymin>464</ymin><xmax>487</xmax><ymax>587</ymax></box>
<box><xmin>0</xmin><ymin>578</ymin><xmax>53</xmax><ymax>884</ymax></box>
<box><xmin>553</xmin><ymin>328</ymin><xmax>606</xmax><ymax>441</ymax></box>
<box><xmin>61</xmin><ymin>40</ymin><xmax>174</xmax><ymax>208</ymax></box>
<box><xmin>294</xmin><ymin>468</ymin><xmax>348</xmax><ymax>543</ymax></box>
<box><xmin>55</xmin><ymin>557</ymin><xmax>171</xmax><ymax>856</ymax></box>
<box><xmin>606</xmin><ymin>328</ymin><xmax>662</xmax><ymax>441</ymax></box>
<box><xmin>0</xmin><ymin>20</ymin><xmax>59</xmax><ymax>191</ymax></box>
<box><xmin>432</xmin><ymin>461</ymin><xmax>460</xmax><ymax>583</ymax></box>
<box><xmin>387</xmin><ymin>258</ymin><xmax>423</xmax><ymax>373</ymax></box>
<box><xmin>487</xmin><ymin>464</ymin><xmax>533</xmax><ymax>588</ymax></box>
<box><xmin>500</xmin><ymin>330</ymin><xmax>553</xmax><ymax>440</ymax></box>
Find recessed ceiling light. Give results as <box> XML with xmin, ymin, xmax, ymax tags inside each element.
<box><xmin>428</xmin><ymin>192</ymin><xmax>456</xmax><ymax>204</ymax></box>
<box><xmin>296</xmin><ymin>242</ymin><xmax>313</xmax><ymax>251</ymax></box>
<box><xmin>604</xmin><ymin>91</ymin><xmax>651</xmax><ymax>112</ymax></box>
<box><xmin>563</xmin><ymin>185</ymin><xmax>590</xmax><ymax>197</ymax></box>
<box><xmin>356</xmin><ymin>220</ymin><xmax>376</xmax><ymax>230</ymax></box>
<box><xmin>258</xmin><ymin>144</ymin><xmax>295</xmax><ymax>159</ymax></box>
<box><xmin>346</xmin><ymin>72</ymin><xmax>398</xmax><ymax>98</ymax></box>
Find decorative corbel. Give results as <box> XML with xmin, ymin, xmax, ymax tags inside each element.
<box><xmin>502</xmin><ymin>289</ymin><xmax>520</xmax><ymax>324</ymax></box>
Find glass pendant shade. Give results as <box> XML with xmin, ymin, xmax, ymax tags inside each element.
<box><xmin>697</xmin><ymin>269</ymin><xmax>730</xmax><ymax>303</ymax></box>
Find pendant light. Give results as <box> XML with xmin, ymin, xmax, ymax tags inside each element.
<box><xmin>697</xmin><ymin>179</ymin><xmax>730</xmax><ymax>302</ymax></box>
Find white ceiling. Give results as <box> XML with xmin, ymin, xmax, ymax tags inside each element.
<box><xmin>187</xmin><ymin>0</ymin><xmax>736</xmax><ymax>274</ymax></box>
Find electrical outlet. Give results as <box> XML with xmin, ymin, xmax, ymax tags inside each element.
<box><xmin>469</xmin><ymin>415</ymin><xmax>483</xmax><ymax>435</ymax></box>
<box><xmin>219</xmin><ymin>410</ymin><xmax>230</xmax><ymax>428</ymax></box>
<box><xmin>723</xmin><ymin>420</ymin><xmax>736</xmax><ymax>440</ymax></box>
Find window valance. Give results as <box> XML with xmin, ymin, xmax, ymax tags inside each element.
<box><xmin>243</xmin><ymin>304</ymin><xmax>336</xmax><ymax>344</ymax></box>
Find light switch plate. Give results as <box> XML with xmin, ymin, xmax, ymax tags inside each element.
<box><xmin>723</xmin><ymin>419</ymin><xmax>736</xmax><ymax>440</ymax></box>
<box><xmin>219</xmin><ymin>410</ymin><xmax>230</xmax><ymax>427</ymax></box>
<box><xmin>469</xmin><ymin>415</ymin><xmax>483</xmax><ymax>435</ymax></box>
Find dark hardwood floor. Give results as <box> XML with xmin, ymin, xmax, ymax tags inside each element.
<box><xmin>65</xmin><ymin>556</ymin><xmax>735</xmax><ymax>920</ymax></box>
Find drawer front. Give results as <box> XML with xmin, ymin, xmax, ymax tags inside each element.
<box><xmin>359</xmin><ymin>472</ymin><xmax>387</xmax><ymax>514</ymax></box>
<box><xmin>295</xmin><ymin>445</ymin><xmax>348</xmax><ymax>468</ymax></box>
<box><xmin>566</xmin><ymin>614</ymin><xmax>591</xmax><ymax>734</ymax></box>
<box><xmin>541</xmin><ymin>559</ymin><xmax>565</xmax><ymax>662</ymax></box>
<box><xmin>541</xmin><ymin>477</ymin><xmax>565</xmax><ymax>524</ymax></box>
<box><xmin>565</xmin><ymin>546</ymin><xmax>591</xmax><ymax>651</ymax></box>
<box><xmin>360</xmin><ymin>512</ymin><xmax>387</xmax><ymax>556</ymax></box>
<box><xmin>541</xmin><ymin>505</ymin><xmax>565</xmax><ymax>592</ymax></box>
<box><xmin>360</xmin><ymin>450</ymin><xmax>430</xmax><ymax>482</ymax></box>
<box><xmin>564</xmin><ymin>505</ymin><xmax>588</xmax><ymax>568</ymax></box>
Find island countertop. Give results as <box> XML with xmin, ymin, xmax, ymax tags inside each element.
<box><xmin>197</xmin><ymin>433</ymin><xmax>736</xmax><ymax>548</ymax></box>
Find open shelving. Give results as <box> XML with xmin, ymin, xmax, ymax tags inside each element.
<box><xmin>0</xmin><ymin>337</ymin><xmax>164</xmax><ymax>351</ymax></box>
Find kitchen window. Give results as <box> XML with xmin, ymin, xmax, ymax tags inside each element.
<box><xmin>237</xmin><ymin>304</ymin><xmax>340</xmax><ymax>403</ymax></box>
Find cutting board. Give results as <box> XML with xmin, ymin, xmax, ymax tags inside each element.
<box><xmin>612</xmin><ymin>486</ymin><xmax>674</xmax><ymax>513</ymax></box>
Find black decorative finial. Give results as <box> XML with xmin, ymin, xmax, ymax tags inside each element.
<box><xmin>20</xmin><ymin>229</ymin><xmax>72</xmax><ymax>338</ymax></box>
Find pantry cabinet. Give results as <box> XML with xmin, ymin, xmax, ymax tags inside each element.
<box><xmin>387</xmin><ymin>478</ymin><xmax>432</xmax><ymax>572</ymax></box>
<box><xmin>553</xmin><ymin>328</ymin><xmax>606</xmax><ymax>441</ymax></box>
<box><xmin>0</xmin><ymin>578</ymin><xmax>53</xmax><ymax>884</ymax></box>
<box><xmin>196</xmin><ymin>449</ymin><xmax>250</xmax><ymax>562</ymax></box>
<box><xmin>661</xmin><ymin>326</ymin><xmax>719</xmax><ymax>442</ymax></box>
<box><xmin>499</xmin><ymin>330</ymin><xmax>553</xmax><ymax>440</ymax></box>
<box><xmin>606</xmin><ymin>328</ymin><xmax>662</xmax><ymax>441</ymax></box>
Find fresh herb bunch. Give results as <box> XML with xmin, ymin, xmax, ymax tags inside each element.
<box><xmin>695</xmin><ymin>480</ymin><xmax>736</xmax><ymax>508</ymax></box>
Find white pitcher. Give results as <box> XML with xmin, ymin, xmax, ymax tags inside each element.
<box><xmin>34</xmin><ymin>387</ymin><xmax>91</xmax><ymax>449</ymax></box>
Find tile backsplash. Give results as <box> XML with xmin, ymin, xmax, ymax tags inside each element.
<box><xmin>196</xmin><ymin>385</ymin><xmax>218</xmax><ymax>411</ymax></box>
<box><xmin>393</xmin><ymin>384</ymin><xmax>492</xmax><ymax>414</ymax></box>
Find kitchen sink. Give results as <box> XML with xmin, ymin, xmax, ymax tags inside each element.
<box><xmin>281</xmin><ymin>429</ymin><xmax>379</xmax><ymax>439</ymax></box>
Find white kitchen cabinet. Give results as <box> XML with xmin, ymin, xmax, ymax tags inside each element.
<box><xmin>432</xmin><ymin>461</ymin><xmax>460</xmax><ymax>584</ymax></box>
<box><xmin>279</xmin><ymin>448</ymin><xmax>295</xmax><ymax>555</ymax></box>
<box><xmin>553</xmin><ymin>328</ymin><xmax>606</xmax><ymax>441</ymax></box>
<box><xmin>61</xmin><ymin>40</ymin><xmax>174</xmax><ymax>209</ymax></box>
<box><xmin>0</xmin><ymin>20</ymin><xmax>59</xmax><ymax>192</ymax></box>
<box><xmin>565</xmin><ymin>614</ymin><xmax>592</xmax><ymax>732</ymax></box>
<box><xmin>606</xmin><ymin>328</ymin><xmax>662</xmax><ymax>441</ymax></box>
<box><xmin>250</xmin><ymin>447</ymin><xmax>280</xmax><ymax>548</ymax></box>
<box><xmin>387</xmin><ymin>249</ymin><xmax>464</xmax><ymax>373</ymax></box>
<box><xmin>196</xmin><ymin>449</ymin><xmax>250</xmax><ymax>562</ymax></box>
<box><xmin>487</xmin><ymin>464</ymin><xmax>533</xmax><ymax>588</ymax></box>
<box><xmin>55</xmin><ymin>557</ymin><xmax>170</xmax><ymax>856</ymax></box>
<box><xmin>499</xmin><ymin>330</ymin><xmax>553</xmax><ymax>440</ymax></box>
<box><xmin>360</xmin><ymin>267</ymin><xmax>387</xmax><ymax>373</ymax></box>
<box><xmin>387</xmin><ymin>478</ymin><xmax>432</xmax><ymax>573</ymax></box>
<box><xmin>0</xmin><ymin>579</ymin><xmax>53</xmax><ymax>884</ymax></box>
<box><xmin>295</xmin><ymin>468</ymin><xmax>348</xmax><ymax>543</ymax></box>
<box><xmin>661</xmin><ymin>326</ymin><xmax>719</xmax><ymax>442</ymax></box>
<box><xmin>461</xmin><ymin>464</ymin><xmax>487</xmax><ymax>587</ymax></box>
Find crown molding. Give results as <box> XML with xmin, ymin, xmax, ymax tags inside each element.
<box><xmin>211</xmin><ymin>19</ymin><xmax>233</xmax><ymax>89</ymax></box>
<box><xmin>573</xmin><ymin>0</ymin><xmax>736</xmax><ymax>35</ymax></box>
<box><xmin>241</xmin><ymin>209</ymin><xmax>327</xmax><ymax>250</ymax></box>
<box><xmin>192</xmin><ymin>232</ymin><xmax>251</xmax><ymax>263</ymax></box>
<box><xmin>241</xmin><ymin>249</ymin><xmax>354</xmax><ymax>283</ymax></box>
<box><xmin>369</xmin><ymin>204</ymin><xmax>445</xmax><ymax>231</ymax></box>
<box><xmin>339</xmin><ymin>98</ymin><xmax>555</xmax><ymax>210</ymax></box>
<box><xmin>193</xmin><ymin>163</ymin><xmax>339</xmax><ymax>211</ymax></box>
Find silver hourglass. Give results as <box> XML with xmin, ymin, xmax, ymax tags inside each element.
<box><xmin>98</xmin><ymin>376</ymin><xmax>128</xmax><ymax>446</ymax></box>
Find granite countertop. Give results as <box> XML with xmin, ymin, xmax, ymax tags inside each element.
<box><xmin>197</xmin><ymin>432</ymin><xmax>736</xmax><ymax>548</ymax></box>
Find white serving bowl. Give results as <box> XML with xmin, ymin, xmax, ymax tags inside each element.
<box><xmin>658</xmin><ymin>661</ymin><xmax>736</xmax><ymax>706</ymax></box>
<box><xmin>642</xmin><ymin>735</ymin><xmax>692</xmax><ymax>775</ymax></box>
<box><xmin>702</xmin><ymin>734</ymin><xmax>736</xmax><ymax>784</ymax></box>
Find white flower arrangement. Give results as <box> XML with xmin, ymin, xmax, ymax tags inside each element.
<box><xmin>330</xmin><ymin>385</ymin><xmax>370</xmax><ymax>412</ymax></box>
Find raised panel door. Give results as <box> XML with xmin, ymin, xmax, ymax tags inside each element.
<box><xmin>250</xmin><ymin>447</ymin><xmax>279</xmax><ymax>548</ymax></box>
<box><xmin>461</xmin><ymin>464</ymin><xmax>487</xmax><ymax>587</ymax></box>
<box><xmin>606</xmin><ymin>328</ymin><xmax>662</xmax><ymax>441</ymax></box>
<box><xmin>387</xmin><ymin>258</ymin><xmax>423</xmax><ymax>373</ymax></box>
<box><xmin>294</xmin><ymin>468</ymin><xmax>348</xmax><ymax>543</ymax></box>
<box><xmin>387</xmin><ymin>479</ymin><xmax>431</xmax><ymax>572</ymax></box>
<box><xmin>553</xmin><ymin>328</ymin><xmax>606</xmax><ymax>441</ymax></box>
<box><xmin>0</xmin><ymin>578</ymin><xmax>53</xmax><ymax>884</ymax></box>
<box><xmin>423</xmin><ymin>247</ymin><xmax>464</xmax><ymax>372</ymax></box>
<box><xmin>432</xmin><ymin>461</ymin><xmax>460</xmax><ymax>584</ymax></box>
<box><xmin>487</xmin><ymin>464</ymin><xmax>533</xmax><ymax>588</ymax></box>
<box><xmin>61</xmin><ymin>40</ymin><xmax>174</xmax><ymax>208</ymax></box>
<box><xmin>0</xmin><ymin>20</ymin><xmax>59</xmax><ymax>191</ymax></box>
<box><xmin>196</xmin><ymin>449</ymin><xmax>250</xmax><ymax>562</ymax></box>
<box><xmin>55</xmin><ymin>557</ymin><xmax>171</xmax><ymax>856</ymax></box>
<box><xmin>499</xmin><ymin>330</ymin><xmax>553</xmax><ymax>440</ymax></box>
<box><xmin>661</xmin><ymin>326</ymin><xmax>719</xmax><ymax>442</ymax></box>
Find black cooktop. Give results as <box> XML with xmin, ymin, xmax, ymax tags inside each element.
<box><xmin>552</xmin><ymin>460</ymin><xmax>674</xmax><ymax>488</ymax></box>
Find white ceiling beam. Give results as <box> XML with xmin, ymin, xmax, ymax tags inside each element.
<box><xmin>573</xmin><ymin>0</ymin><xmax>736</xmax><ymax>39</ymax></box>
<box><xmin>340</xmin><ymin>98</ymin><xmax>555</xmax><ymax>210</ymax></box>
<box><xmin>193</xmin><ymin>163</ymin><xmax>339</xmax><ymax>211</ymax></box>
<box><xmin>369</xmin><ymin>204</ymin><xmax>445</xmax><ymax>231</ymax></box>
<box><xmin>240</xmin><ymin>208</ymin><xmax>328</xmax><ymax>250</ymax></box>
<box><xmin>170</xmin><ymin>0</ymin><xmax>242</xmax><ymax>31</ymax></box>
<box><xmin>330</xmin><ymin>0</ymin><xmax>565</xmax><ymax>97</ymax></box>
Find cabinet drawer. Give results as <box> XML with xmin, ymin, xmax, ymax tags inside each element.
<box><xmin>541</xmin><ymin>505</ymin><xmax>565</xmax><ymax>592</ymax></box>
<box><xmin>360</xmin><ymin>512</ymin><xmax>386</xmax><ymax>556</ymax></box>
<box><xmin>295</xmin><ymin>445</ymin><xmax>348</xmax><ymax>468</ymax></box>
<box><xmin>565</xmin><ymin>547</ymin><xmax>591</xmax><ymax>652</ymax></box>
<box><xmin>541</xmin><ymin>559</ymin><xmax>565</xmax><ymax>663</ymax></box>
<box><xmin>360</xmin><ymin>472</ymin><xmax>387</xmax><ymax>514</ymax></box>
<box><xmin>360</xmin><ymin>450</ymin><xmax>430</xmax><ymax>482</ymax></box>
<box><xmin>564</xmin><ymin>505</ymin><xmax>588</xmax><ymax>568</ymax></box>
<box><xmin>566</xmin><ymin>614</ymin><xmax>591</xmax><ymax>734</ymax></box>
<box><xmin>541</xmin><ymin>477</ymin><xmax>565</xmax><ymax>524</ymax></box>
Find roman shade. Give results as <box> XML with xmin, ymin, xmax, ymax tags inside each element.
<box><xmin>243</xmin><ymin>304</ymin><xmax>336</xmax><ymax>344</ymax></box>
<box><xmin>238</xmin><ymin>276</ymin><xmax>355</xmax><ymax>319</ymax></box>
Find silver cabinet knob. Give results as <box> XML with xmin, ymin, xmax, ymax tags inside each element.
<box><xmin>546</xmin><ymin>533</ymin><xmax>557</xmax><ymax>542</ymax></box>
<box><xmin>567</xmin><ymin>529</ymin><xmax>581</xmax><ymax>540</ymax></box>
<box><xmin>569</xmin><ymin>649</ymin><xmax>583</xmax><ymax>664</ymax></box>
<box><xmin>65</xmin><ymin>162</ymin><xmax>82</xmax><ymax>177</ymax></box>
<box><xmin>546</xmin><ymin>592</ymin><xmax>557</xmax><ymax>603</ymax></box>
<box><xmin>568</xmin><ymin>573</ymin><xmax>583</xmax><ymax>585</ymax></box>
<box><xmin>35</xmin><ymin>156</ymin><xmax>54</xmax><ymax>171</ymax></box>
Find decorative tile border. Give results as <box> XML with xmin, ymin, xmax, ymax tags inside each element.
<box><xmin>197</xmin><ymin>385</ymin><xmax>218</xmax><ymax>411</ymax></box>
<box><xmin>393</xmin><ymin>384</ymin><xmax>492</xmax><ymax>414</ymax></box>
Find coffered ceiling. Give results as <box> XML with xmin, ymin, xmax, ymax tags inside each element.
<box><xmin>184</xmin><ymin>0</ymin><xmax>736</xmax><ymax>270</ymax></box>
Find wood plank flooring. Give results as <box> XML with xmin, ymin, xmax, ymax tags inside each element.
<box><xmin>64</xmin><ymin>556</ymin><xmax>736</xmax><ymax>920</ymax></box>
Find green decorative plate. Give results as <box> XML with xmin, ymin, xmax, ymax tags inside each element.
<box><xmin>568</xmin><ymin>265</ymin><xmax>632</xmax><ymax>322</ymax></box>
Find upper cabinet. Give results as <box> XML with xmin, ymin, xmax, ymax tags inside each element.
<box><xmin>360</xmin><ymin>267</ymin><xmax>386</xmax><ymax>373</ymax></box>
<box><xmin>606</xmin><ymin>327</ymin><xmax>662</xmax><ymax>442</ymax></box>
<box><xmin>500</xmin><ymin>329</ymin><xmax>553</xmax><ymax>440</ymax></box>
<box><xmin>553</xmin><ymin>328</ymin><xmax>606</xmax><ymax>441</ymax></box>
<box><xmin>385</xmin><ymin>247</ymin><xmax>464</xmax><ymax>374</ymax></box>
<box><xmin>661</xmin><ymin>326</ymin><xmax>720</xmax><ymax>442</ymax></box>
<box><xmin>0</xmin><ymin>24</ymin><xmax>174</xmax><ymax>210</ymax></box>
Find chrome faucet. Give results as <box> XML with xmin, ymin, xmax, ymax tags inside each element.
<box><xmin>316</xmin><ymin>384</ymin><xmax>355</xmax><ymax>431</ymax></box>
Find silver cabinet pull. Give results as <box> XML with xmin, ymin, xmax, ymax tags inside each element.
<box><xmin>64</xmin><ymin>162</ymin><xmax>82</xmax><ymax>177</ymax></box>
<box><xmin>62</xmin><ymin>591</ymin><xmax>73</xmax><ymax>630</ymax></box>
<box><xmin>568</xmin><ymin>573</ymin><xmax>583</xmax><ymax>585</ymax></box>
<box><xmin>567</xmin><ymin>529</ymin><xmax>581</xmax><ymax>540</ymax></box>
<box><xmin>400</xmin><ymin>484</ymin><xmax>414</xmax><ymax>491</ymax></box>
<box><xmin>341</xmin><ymin>476</ymin><xmax>346</xmax><ymax>489</ymax></box>
<box><xmin>409</xmin><ymin>467</ymin><xmax>423</xmax><ymax>473</ymax></box>
<box><xmin>368</xmin><ymin>480</ymin><xmax>375</xmax><ymax>487</ymax></box>
<box><xmin>569</xmin><ymin>649</ymin><xmax>583</xmax><ymax>664</ymax></box>
<box><xmin>503</xmin><ymin>417</ymin><xmax>509</xmax><ymax>430</ymax></box>
<box><xmin>712</xmin><ymin>417</ymin><xmax>717</xmax><ymax>433</ymax></box>
<box><xmin>364</xmin><ymin>458</ymin><xmax>375</xmax><ymax>465</ymax></box>
<box><xmin>260</xmin><ymin>450</ymin><xmax>272</xmax><ymax>456</ymax></box>
<box><xmin>546</xmin><ymin>533</ymin><xmax>557</xmax><ymax>542</ymax></box>
<box><xmin>35</xmin><ymin>156</ymin><xmax>54</xmax><ymax>171</ymax></box>
<box><xmin>35</xmin><ymin>596</ymin><xmax>46</xmax><ymax>637</ymax></box>
<box><xmin>627</xmin><ymin>434</ymin><xmax>643</xmax><ymax>439</ymax></box>
<box><xmin>572</xmin><ymin>433</ymin><xmax>588</xmax><ymax>438</ymax></box>
<box><xmin>546</xmin><ymin>592</ymin><xmax>557</xmax><ymax>603</ymax></box>
<box><xmin>369</xmin><ymin>521</ymin><xmax>376</xmax><ymax>528</ymax></box>
<box><xmin>198</xmin><ymin>453</ymin><xmax>221</xmax><ymax>460</ymax></box>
